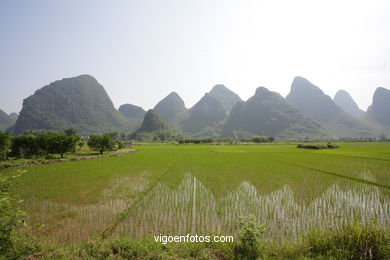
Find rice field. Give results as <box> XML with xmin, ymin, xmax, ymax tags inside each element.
<box><xmin>3</xmin><ymin>143</ymin><xmax>390</xmax><ymax>245</ymax></box>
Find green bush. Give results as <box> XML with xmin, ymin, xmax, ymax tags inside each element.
<box><xmin>297</xmin><ymin>142</ymin><xmax>340</xmax><ymax>150</ymax></box>
<box><xmin>0</xmin><ymin>132</ymin><xmax>11</xmax><ymax>161</ymax></box>
<box><xmin>0</xmin><ymin>174</ymin><xmax>40</xmax><ymax>258</ymax></box>
<box><xmin>307</xmin><ymin>223</ymin><xmax>390</xmax><ymax>259</ymax></box>
<box><xmin>234</xmin><ymin>215</ymin><xmax>264</xmax><ymax>259</ymax></box>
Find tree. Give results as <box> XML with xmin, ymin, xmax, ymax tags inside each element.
<box><xmin>87</xmin><ymin>134</ymin><xmax>115</xmax><ymax>154</ymax></box>
<box><xmin>48</xmin><ymin>134</ymin><xmax>79</xmax><ymax>158</ymax></box>
<box><xmin>379</xmin><ymin>132</ymin><xmax>387</xmax><ymax>142</ymax></box>
<box><xmin>64</xmin><ymin>128</ymin><xmax>77</xmax><ymax>136</ymax></box>
<box><xmin>10</xmin><ymin>135</ymin><xmax>38</xmax><ymax>158</ymax></box>
<box><xmin>0</xmin><ymin>132</ymin><xmax>11</xmax><ymax>160</ymax></box>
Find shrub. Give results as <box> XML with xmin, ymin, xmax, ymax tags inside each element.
<box><xmin>0</xmin><ymin>132</ymin><xmax>11</xmax><ymax>160</ymax></box>
<box><xmin>307</xmin><ymin>223</ymin><xmax>390</xmax><ymax>259</ymax></box>
<box><xmin>297</xmin><ymin>143</ymin><xmax>340</xmax><ymax>150</ymax></box>
<box><xmin>0</xmin><ymin>174</ymin><xmax>40</xmax><ymax>258</ymax></box>
<box><xmin>234</xmin><ymin>215</ymin><xmax>264</xmax><ymax>259</ymax></box>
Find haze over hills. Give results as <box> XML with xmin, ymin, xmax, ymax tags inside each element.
<box><xmin>118</xmin><ymin>104</ymin><xmax>145</xmax><ymax>119</ymax></box>
<box><xmin>118</xmin><ymin>103</ymin><xmax>145</xmax><ymax>131</ymax></box>
<box><xmin>153</xmin><ymin>92</ymin><xmax>188</xmax><ymax>129</ymax></box>
<box><xmin>334</xmin><ymin>90</ymin><xmax>365</xmax><ymax>118</ymax></box>
<box><xmin>129</xmin><ymin>109</ymin><xmax>176</xmax><ymax>140</ymax></box>
<box><xmin>366</xmin><ymin>87</ymin><xmax>390</xmax><ymax>127</ymax></box>
<box><xmin>223</xmin><ymin>87</ymin><xmax>326</xmax><ymax>138</ymax></box>
<box><xmin>180</xmin><ymin>85</ymin><xmax>241</xmax><ymax>135</ymax></box>
<box><xmin>9</xmin><ymin>112</ymin><xmax>18</xmax><ymax>121</ymax></box>
<box><xmin>4</xmin><ymin>74</ymin><xmax>387</xmax><ymax>139</ymax></box>
<box><xmin>181</xmin><ymin>93</ymin><xmax>227</xmax><ymax>135</ymax></box>
<box><xmin>0</xmin><ymin>108</ymin><xmax>15</xmax><ymax>131</ymax></box>
<box><xmin>208</xmin><ymin>84</ymin><xmax>242</xmax><ymax>114</ymax></box>
<box><xmin>286</xmin><ymin>77</ymin><xmax>376</xmax><ymax>137</ymax></box>
<box><xmin>13</xmin><ymin>75</ymin><xmax>137</xmax><ymax>135</ymax></box>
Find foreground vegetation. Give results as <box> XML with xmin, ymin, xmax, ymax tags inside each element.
<box><xmin>1</xmin><ymin>142</ymin><xmax>389</xmax><ymax>259</ymax></box>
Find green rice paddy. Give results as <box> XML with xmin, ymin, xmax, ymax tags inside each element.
<box><xmin>2</xmin><ymin>143</ymin><xmax>389</xmax><ymax>245</ymax></box>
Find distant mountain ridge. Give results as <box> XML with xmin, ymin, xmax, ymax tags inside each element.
<box><xmin>118</xmin><ymin>104</ymin><xmax>145</xmax><ymax>119</ymax></box>
<box><xmin>180</xmin><ymin>85</ymin><xmax>241</xmax><ymax>135</ymax></box>
<box><xmin>6</xmin><ymin>74</ymin><xmax>386</xmax><ymax>139</ymax></box>
<box><xmin>208</xmin><ymin>84</ymin><xmax>242</xmax><ymax>114</ymax></box>
<box><xmin>286</xmin><ymin>77</ymin><xmax>376</xmax><ymax>137</ymax></box>
<box><xmin>333</xmin><ymin>90</ymin><xmax>364</xmax><ymax>118</ymax></box>
<box><xmin>0</xmin><ymin>108</ymin><xmax>15</xmax><ymax>131</ymax></box>
<box><xmin>181</xmin><ymin>93</ymin><xmax>227</xmax><ymax>134</ymax></box>
<box><xmin>366</xmin><ymin>87</ymin><xmax>390</xmax><ymax>126</ymax></box>
<box><xmin>223</xmin><ymin>87</ymin><xmax>326</xmax><ymax>138</ymax></box>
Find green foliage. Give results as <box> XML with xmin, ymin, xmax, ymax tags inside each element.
<box><xmin>179</xmin><ymin>138</ymin><xmax>213</xmax><ymax>144</ymax></box>
<box><xmin>10</xmin><ymin>135</ymin><xmax>38</xmax><ymax>158</ymax></box>
<box><xmin>3</xmin><ymin>142</ymin><xmax>390</xmax><ymax>258</ymax></box>
<box><xmin>64</xmin><ymin>127</ymin><xmax>77</xmax><ymax>136</ymax></box>
<box><xmin>234</xmin><ymin>215</ymin><xmax>265</xmax><ymax>259</ymax></box>
<box><xmin>77</xmin><ymin>236</ymin><xmax>232</xmax><ymax>260</ymax></box>
<box><xmin>9</xmin><ymin>132</ymin><xmax>80</xmax><ymax>159</ymax></box>
<box><xmin>297</xmin><ymin>142</ymin><xmax>340</xmax><ymax>150</ymax></box>
<box><xmin>0</xmin><ymin>174</ymin><xmax>39</xmax><ymax>258</ymax></box>
<box><xmin>251</xmin><ymin>136</ymin><xmax>275</xmax><ymax>143</ymax></box>
<box><xmin>0</xmin><ymin>132</ymin><xmax>11</xmax><ymax>160</ymax></box>
<box><xmin>87</xmin><ymin>134</ymin><xmax>115</xmax><ymax>154</ymax></box>
<box><xmin>47</xmin><ymin>133</ymin><xmax>79</xmax><ymax>158</ymax></box>
<box><xmin>307</xmin><ymin>223</ymin><xmax>390</xmax><ymax>259</ymax></box>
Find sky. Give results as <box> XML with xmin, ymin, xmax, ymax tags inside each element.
<box><xmin>0</xmin><ymin>0</ymin><xmax>389</xmax><ymax>114</ymax></box>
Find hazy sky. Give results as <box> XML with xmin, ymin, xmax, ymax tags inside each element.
<box><xmin>0</xmin><ymin>0</ymin><xmax>389</xmax><ymax>114</ymax></box>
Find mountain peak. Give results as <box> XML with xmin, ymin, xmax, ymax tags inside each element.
<box><xmin>136</xmin><ymin>109</ymin><xmax>170</xmax><ymax>132</ymax></box>
<box><xmin>208</xmin><ymin>84</ymin><xmax>241</xmax><ymax>113</ymax></box>
<box><xmin>181</xmin><ymin>93</ymin><xmax>226</xmax><ymax>133</ymax></box>
<box><xmin>255</xmin><ymin>86</ymin><xmax>271</xmax><ymax>96</ymax></box>
<box><xmin>287</xmin><ymin>77</ymin><xmax>374</xmax><ymax>136</ymax></box>
<box><xmin>118</xmin><ymin>104</ymin><xmax>145</xmax><ymax>118</ymax></box>
<box><xmin>223</xmin><ymin>85</ymin><xmax>325</xmax><ymax>138</ymax></box>
<box><xmin>367</xmin><ymin>87</ymin><xmax>390</xmax><ymax>126</ymax></box>
<box><xmin>334</xmin><ymin>90</ymin><xmax>364</xmax><ymax>117</ymax></box>
<box><xmin>373</xmin><ymin>87</ymin><xmax>389</xmax><ymax>97</ymax></box>
<box><xmin>14</xmin><ymin>75</ymin><xmax>132</xmax><ymax>135</ymax></box>
<box><xmin>154</xmin><ymin>92</ymin><xmax>187</xmax><ymax>129</ymax></box>
<box><xmin>209</xmin><ymin>84</ymin><xmax>228</xmax><ymax>93</ymax></box>
<box><xmin>0</xmin><ymin>108</ymin><xmax>15</xmax><ymax>131</ymax></box>
<box><xmin>290</xmin><ymin>76</ymin><xmax>324</xmax><ymax>97</ymax></box>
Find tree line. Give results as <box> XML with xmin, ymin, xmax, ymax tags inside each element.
<box><xmin>0</xmin><ymin>129</ymin><xmax>118</xmax><ymax>161</ymax></box>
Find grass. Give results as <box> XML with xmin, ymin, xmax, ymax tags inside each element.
<box><xmin>1</xmin><ymin>142</ymin><xmax>389</xmax><ymax>252</ymax></box>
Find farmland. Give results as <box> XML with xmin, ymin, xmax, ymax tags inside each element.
<box><xmin>2</xmin><ymin>142</ymin><xmax>390</xmax><ymax>256</ymax></box>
